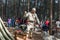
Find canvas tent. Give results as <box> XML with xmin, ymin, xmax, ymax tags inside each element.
<box><xmin>0</xmin><ymin>17</ymin><xmax>14</xmax><ymax>40</ymax></box>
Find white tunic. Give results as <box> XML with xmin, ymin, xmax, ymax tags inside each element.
<box><xmin>24</xmin><ymin>12</ymin><xmax>40</xmax><ymax>24</ymax></box>
<box><xmin>24</xmin><ymin>12</ymin><xmax>40</xmax><ymax>31</ymax></box>
<box><xmin>56</xmin><ymin>21</ymin><xmax>60</xmax><ymax>28</ymax></box>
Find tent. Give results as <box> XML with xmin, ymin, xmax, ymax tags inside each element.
<box><xmin>0</xmin><ymin>17</ymin><xmax>14</xmax><ymax>40</ymax></box>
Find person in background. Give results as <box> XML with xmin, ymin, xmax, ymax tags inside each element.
<box><xmin>15</xmin><ymin>18</ymin><xmax>19</xmax><ymax>27</ymax></box>
<box><xmin>56</xmin><ymin>19</ymin><xmax>60</xmax><ymax>28</ymax></box>
<box><xmin>8</xmin><ymin>18</ymin><xmax>12</xmax><ymax>27</ymax></box>
<box><xmin>45</xmin><ymin>19</ymin><xmax>50</xmax><ymax>27</ymax></box>
<box><xmin>45</xmin><ymin>19</ymin><xmax>50</xmax><ymax>34</ymax></box>
<box><xmin>15</xmin><ymin>18</ymin><xmax>22</xmax><ymax>27</ymax></box>
<box><xmin>11</xmin><ymin>16</ymin><xmax>15</xmax><ymax>27</ymax></box>
<box><xmin>42</xmin><ymin>22</ymin><xmax>49</xmax><ymax>32</ymax></box>
<box><xmin>56</xmin><ymin>19</ymin><xmax>60</xmax><ymax>40</ymax></box>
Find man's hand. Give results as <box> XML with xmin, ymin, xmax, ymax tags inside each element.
<box><xmin>24</xmin><ymin>11</ymin><xmax>27</xmax><ymax>15</ymax></box>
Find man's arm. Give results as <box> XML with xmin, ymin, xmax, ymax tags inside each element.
<box><xmin>24</xmin><ymin>12</ymin><xmax>29</xmax><ymax>17</ymax></box>
<box><xmin>35</xmin><ymin>14</ymin><xmax>40</xmax><ymax>24</ymax></box>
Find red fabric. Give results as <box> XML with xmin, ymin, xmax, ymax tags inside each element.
<box><xmin>16</xmin><ymin>19</ymin><xmax>21</xmax><ymax>23</ymax></box>
<box><xmin>26</xmin><ymin>20</ymin><xmax>28</xmax><ymax>24</ymax></box>
<box><xmin>16</xmin><ymin>30</ymin><xmax>22</xmax><ymax>33</ymax></box>
<box><xmin>45</xmin><ymin>20</ymin><xmax>49</xmax><ymax>26</ymax></box>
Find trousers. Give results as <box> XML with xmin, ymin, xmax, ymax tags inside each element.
<box><xmin>27</xmin><ymin>22</ymin><xmax>34</xmax><ymax>33</ymax></box>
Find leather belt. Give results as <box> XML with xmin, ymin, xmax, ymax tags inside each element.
<box><xmin>28</xmin><ymin>21</ymin><xmax>34</xmax><ymax>23</ymax></box>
